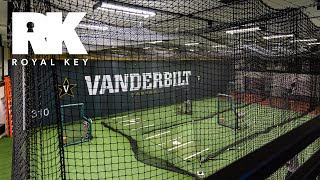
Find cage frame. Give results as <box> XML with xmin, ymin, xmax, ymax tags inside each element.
<box><xmin>217</xmin><ymin>93</ymin><xmax>239</xmax><ymax>130</ymax></box>
<box><xmin>60</xmin><ymin>103</ymin><xmax>92</xmax><ymax>146</ymax></box>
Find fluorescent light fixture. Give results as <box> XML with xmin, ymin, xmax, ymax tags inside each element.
<box><xmin>78</xmin><ymin>24</ymin><xmax>109</xmax><ymax>31</ymax></box>
<box><xmin>226</xmin><ymin>27</ymin><xmax>260</xmax><ymax>34</ymax></box>
<box><xmin>308</xmin><ymin>42</ymin><xmax>320</xmax><ymax>45</ymax></box>
<box><xmin>143</xmin><ymin>47</ymin><xmax>151</xmax><ymax>50</ymax></box>
<box><xmin>263</xmin><ymin>34</ymin><xmax>294</xmax><ymax>40</ymax></box>
<box><xmin>243</xmin><ymin>23</ymin><xmax>255</xmax><ymax>27</ymax></box>
<box><xmin>291</xmin><ymin>39</ymin><xmax>317</xmax><ymax>43</ymax></box>
<box><xmin>185</xmin><ymin>42</ymin><xmax>199</xmax><ymax>46</ymax></box>
<box><xmin>148</xmin><ymin>40</ymin><xmax>162</xmax><ymax>44</ymax></box>
<box><xmin>189</xmin><ymin>49</ymin><xmax>195</xmax><ymax>52</ymax></box>
<box><xmin>97</xmin><ymin>2</ymin><xmax>156</xmax><ymax>18</ymax></box>
<box><xmin>212</xmin><ymin>45</ymin><xmax>227</xmax><ymax>48</ymax></box>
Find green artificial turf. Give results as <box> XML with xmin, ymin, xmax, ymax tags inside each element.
<box><xmin>33</xmin><ymin>122</ymin><xmax>192</xmax><ymax>180</ymax></box>
<box><xmin>0</xmin><ymin>137</ymin><xmax>13</xmax><ymax>180</ymax></box>
<box><xmin>101</xmin><ymin>97</ymin><xmax>314</xmax><ymax>178</ymax></box>
<box><xmin>13</xmin><ymin>97</ymin><xmax>317</xmax><ymax>179</ymax></box>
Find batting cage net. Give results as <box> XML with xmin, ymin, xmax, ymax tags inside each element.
<box><xmin>9</xmin><ymin>0</ymin><xmax>320</xmax><ymax>179</ymax></box>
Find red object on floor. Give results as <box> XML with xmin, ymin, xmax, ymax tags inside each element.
<box><xmin>4</xmin><ymin>76</ymin><xmax>13</xmax><ymax>138</ymax></box>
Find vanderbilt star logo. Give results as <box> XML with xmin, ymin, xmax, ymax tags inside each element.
<box><xmin>58</xmin><ymin>78</ymin><xmax>77</xmax><ymax>98</ymax></box>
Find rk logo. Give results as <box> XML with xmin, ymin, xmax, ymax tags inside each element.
<box><xmin>12</xmin><ymin>12</ymin><xmax>87</xmax><ymax>54</ymax></box>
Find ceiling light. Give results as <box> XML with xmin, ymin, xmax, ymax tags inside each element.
<box><xmin>148</xmin><ymin>41</ymin><xmax>162</xmax><ymax>44</ymax></box>
<box><xmin>143</xmin><ymin>47</ymin><xmax>151</xmax><ymax>49</ymax></box>
<box><xmin>78</xmin><ymin>24</ymin><xmax>109</xmax><ymax>31</ymax></box>
<box><xmin>243</xmin><ymin>23</ymin><xmax>255</xmax><ymax>27</ymax></box>
<box><xmin>185</xmin><ymin>42</ymin><xmax>200</xmax><ymax>46</ymax></box>
<box><xmin>212</xmin><ymin>45</ymin><xmax>227</xmax><ymax>48</ymax></box>
<box><xmin>226</xmin><ymin>27</ymin><xmax>260</xmax><ymax>34</ymax></box>
<box><xmin>308</xmin><ymin>42</ymin><xmax>320</xmax><ymax>45</ymax></box>
<box><xmin>189</xmin><ymin>49</ymin><xmax>195</xmax><ymax>52</ymax></box>
<box><xmin>96</xmin><ymin>2</ymin><xmax>156</xmax><ymax>18</ymax></box>
<box><xmin>263</xmin><ymin>34</ymin><xmax>294</xmax><ymax>40</ymax></box>
<box><xmin>291</xmin><ymin>39</ymin><xmax>317</xmax><ymax>43</ymax></box>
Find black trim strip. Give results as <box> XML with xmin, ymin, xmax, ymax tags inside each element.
<box><xmin>205</xmin><ymin>115</ymin><xmax>320</xmax><ymax>180</ymax></box>
<box><xmin>288</xmin><ymin>148</ymin><xmax>320</xmax><ymax>180</ymax></box>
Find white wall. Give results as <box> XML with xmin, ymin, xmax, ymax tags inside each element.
<box><xmin>236</xmin><ymin>71</ymin><xmax>313</xmax><ymax>97</ymax></box>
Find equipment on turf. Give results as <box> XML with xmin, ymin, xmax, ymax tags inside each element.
<box><xmin>60</xmin><ymin>103</ymin><xmax>92</xmax><ymax>146</ymax></box>
<box><xmin>176</xmin><ymin>100</ymin><xmax>192</xmax><ymax>115</ymax></box>
<box><xmin>175</xmin><ymin>85</ymin><xmax>192</xmax><ymax>115</ymax></box>
<box><xmin>217</xmin><ymin>93</ymin><xmax>239</xmax><ymax>130</ymax></box>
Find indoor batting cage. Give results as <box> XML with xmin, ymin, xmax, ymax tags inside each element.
<box><xmin>9</xmin><ymin>0</ymin><xmax>320</xmax><ymax>179</ymax></box>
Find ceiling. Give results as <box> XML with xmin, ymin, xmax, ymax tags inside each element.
<box><xmin>264</xmin><ymin>0</ymin><xmax>320</xmax><ymax>26</ymax></box>
<box><xmin>11</xmin><ymin>0</ymin><xmax>320</xmax><ymax>59</ymax></box>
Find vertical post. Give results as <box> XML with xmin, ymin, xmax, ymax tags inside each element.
<box><xmin>11</xmin><ymin>0</ymin><xmax>32</xmax><ymax>179</ymax></box>
<box><xmin>11</xmin><ymin>58</ymin><xmax>30</xmax><ymax>180</ymax></box>
<box><xmin>232</xmin><ymin>0</ymin><xmax>237</xmax><ymax>147</ymax></box>
<box><xmin>52</xmin><ymin>63</ymin><xmax>66</xmax><ymax>180</ymax></box>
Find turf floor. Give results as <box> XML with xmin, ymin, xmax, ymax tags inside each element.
<box><xmin>101</xmin><ymin>97</ymin><xmax>314</xmax><ymax>178</ymax></box>
<box><xmin>3</xmin><ymin>97</ymin><xmax>316</xmax><ymax>179</ymax></box>
<box><xmin>0</xmin><ymin>137</ymin><xmax>13</xmax><ymax>180</ymax></box>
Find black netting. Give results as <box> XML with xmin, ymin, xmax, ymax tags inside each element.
<box><xmin>10</xmin><ymin>0</ymin><xmax>320</xmax><ymax>179</ymax></box>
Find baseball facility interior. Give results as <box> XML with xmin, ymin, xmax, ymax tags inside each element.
<box><xmin>5</xmin><ymin>0</ymin><xmax>320</xmax><ymax>180</ymax></box>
